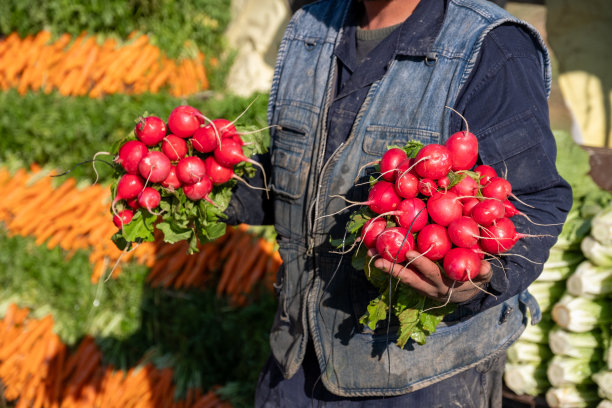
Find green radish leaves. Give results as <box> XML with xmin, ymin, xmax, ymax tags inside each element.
<box><xmin>121</xmin><ymin>210</ymin><xmax>157</xmax><ymax>243</ymax></box>
<box><xmin>359</xmin><ymin>262</ymin><xmax>454</xmax><ymax>348</ymax></box>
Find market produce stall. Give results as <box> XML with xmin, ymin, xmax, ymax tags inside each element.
<box><xmin>504</xmin><ymin>131</ymin><xmax>612</xmax><ymax>407</ymax></box>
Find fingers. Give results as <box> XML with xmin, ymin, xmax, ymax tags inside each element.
<box><xmin>368</xmin><ymin>250</ymin><xmax>494</xmax><ymax>302</ymax></box>
<box><xmin>372</xmin><ymin>255</ymin><xmax>446</xmax><ymax>299</ymax></box>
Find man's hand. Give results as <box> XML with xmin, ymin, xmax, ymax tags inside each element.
<box><xmin>368</xmin><ymin>249</ymin><xmax>493</xmax><ymax>304</ymax></box>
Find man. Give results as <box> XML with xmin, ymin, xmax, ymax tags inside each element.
<box><xmin>225</xmin><ymin>0</ymin><xmax>572</xmax><ymax>406</ymax></box>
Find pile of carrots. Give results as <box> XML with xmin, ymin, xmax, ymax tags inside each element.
<box><xmin>0</xmin><ymin>303</ymin><xmax>231</xmax><ymax>408</ymax></box>
<box><xmin>148</xmin><ymin>224</ymin><xmax>281</xmax><ymax>306</ymax></box>
<box><xmin>0</xmin><ymin>30</ymin><xmax>210</xmax><ymax>98</ymax></box>
<box><xmin>0</xmin><ymin>165</ymin><xmax>154</xmax><ymax>282</ymax></box>
<box><xmin>0</xmin><ymin>166</ymin><xmax>281</xmax><ymax>304</ymax></box>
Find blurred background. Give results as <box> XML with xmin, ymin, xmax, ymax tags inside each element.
<box><xmin>0</xmin><ymin>1</ymin><xmax>610</xmax><ymax>407</ymax></box>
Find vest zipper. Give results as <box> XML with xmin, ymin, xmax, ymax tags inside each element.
<box><xmin>309</xmin><ymin>74</ymin><xmax>384</xmax><ymax>255</ymax></box>
<box><xmin>306</xmin><ymin>60</ymin><xmax>338</xmax><ymax>257</ymax></box>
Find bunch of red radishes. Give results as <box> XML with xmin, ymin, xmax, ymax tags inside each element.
<box><xmin>354</xmin><ymin>129</ymin><xmax>530</xmax><ymax>283</ymax></box>
<box><xmin>110</xmin><ymin>104</ymin><xmax>266</xmax><ymax>249</ymax></box>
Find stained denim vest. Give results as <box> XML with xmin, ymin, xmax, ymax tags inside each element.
<box><xmin>266</xmin><ymin>0</ymin><xmax>550</xmax><ymax>397</ymax></box>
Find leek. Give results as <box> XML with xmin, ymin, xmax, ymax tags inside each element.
<box><xmin>546</xmin><ymin>385</ymin><xmax>600</xmax><ymax>408</ymax></box>
<box><xmin>549</xmin><ymin>326</ymin><xmax>603</xmax><ymax>359</ymax></box>
<box><xmin>582</xmin><ymin>236</ymin><xmax>612</xmax><ymax>267</ymax></box>
<box><xmin>552</xmin><ymin>295</ymin><xmax>612</xmax><ymax>332</ymax></box>
<box><xmin>567</xmin><ymin>261</ymin><xmax>612</xmax><ymax>297</ymax></box>
<box><xmin>547</xmin><ymin>355</ymin><xmax>602</xmax><ymax>387</ymax></box>
<box><xmin>507</xmin><ymin>339</ymin><xmax>553</xmax><ymax>365</ymax></box>
<box><xmin>504</xmin><ymin>363</ymin><xmax>550</xmax><ymax>396</ymax></box>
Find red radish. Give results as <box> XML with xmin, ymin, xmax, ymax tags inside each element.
<box><xmin>213</xmin><ymin>138</ymin><xmax>269</xmax><ymax>193</ymax></box>
<box><xmin>427</xmin><ymin>190</ymin><xmax>463</xmax><ymax>226</ymax></box>
<box><xmin>192</xmin><ymin>124</ymin><xmax>221</xmax><ymax>153</ymax></box>
<box><xmin>361</xmin><ymin>218</ymin><xmax>387</xmax><ymax>249</ymax></box>
<box><xmin>418</xmin><ymin>178</ymin><xmax>437</xmax><ymax>197</ymax></box>
<box><xmin>394</xmin><ymin>157</ymin><xmax>417</xmax><ymax>179</ymax></box>
<box><xmin>443</xmin><ymin>247</ymin><xmax>482</xmax><ymax>281</ymax></box>
<box><xmin>138</xmin><ymin>151</ymin><xmax>171</xmax><ymax>183</ymax></box>
<box><xmin>379</xmin><ymin>148</ymin><xmax>407</xmax><ymax>182</ymax></box>
<box><xmin>213</xmin><ymin>118</ymin><xmax>237</xmax><ymax>138</ymax></box>
<box><xmin>176</xmin><ymin>156</ymin><xmax>206</xmax><ymax>185</ymax></box>
<box><xmin>503</xmin><ymin>199</ymin><xmax>520</xmax><ymax>218</ymax></box>
<box><xmin>161</xmin><ymin>135</ymin><xmax>188</xmax><ymax>161</ymax></box>
<box><xmin>475</xmin><ymin>165</ymin><xmax>497</xmax><ymax>186</ymax></box>
<box><xmin>114</xmin><ymin>174</ymin><xmax>145</xmax><ymax>202</ymax></box>
<box><xmin>447</xmin><ymin>216</ymin><xmax>479</xmax><ymax>248</ymax></box>
<box><xmin>126</xmin><ymin>197</ymin><xmax>140</xmax><ymax>209</ymax></box>
<box><xmin>113</xmin><ymin>209</ymin><xmax>134</xmax><ymax>229</ymax></box>
<box><xmin>502</xmin><ymin>197</ymin><xmax>561</xmax><ymax>227</ymax></box>
<box><xmin>481</xmin><ymin>177</ymin><xmax>512</xmax><ymax>201</ymax></box>
<box><xmin>322</xmin><ymin>181</ymin><xmax>401</xmax><ymax>219</ymax></box>
<box><xmin>167</xmin><ymin>105</ymin><xmax>203</xmax><ymax>138</ymax></box>
<box><xmin>444</xmin><ymin>106</ymin><xmax>479</xmax><ymax>171</ymax></box>
<box><xmin>414</xmin><ymin>144</ymin><xmax>452</xmax><ymax>180</ymax></box>
<box><xmin>416</xmin><ymin>224</ymin><xmax>451</xmax><ymax>261</ymax></box>
<box><xmin>375</xmin><ymin>227</ymin><xmax>414</xmax><ymax>263</ymax></box>
<box><xmin>445</xmin><ymin>130</ymin><xmax>478</xmax><ymax>171</ymax></box>
<box><xmin>231</xmin><ymin>133</ymin><xmax>247</xmax><ymax>146</ymax></box>
<box><xmin>183</xmin><ymin>177</ymin><xmax>215</xmax><ymax>205</ymax></box>
<box><xmin>134</xmin><ymin>116</ymin><xmax>167</xmax><ymax>146</ymax></box>
<box><xmin>394</xmin><ymin>171</ymin><xmax>419</xmax><ymax>199</ymax></box>
<box><xmin>461</xmin><ymin>196</ymin><xmax>480</xmax><ymax>216</ymax></box>
<box><xmin>366</xmin><ymin>181</ymin><xmax>402</xmax><ymax>214</ymax></box>
<box><xmin>112</xmin><ymin>174</ymin><xmax>146</xmax><ymax>216</ymax></box>
<box><xmin>202</xmin><ymin>156</ymin><xmax>267</xmax><ymax>193</ymax></box>
<box><xmin>437</xmin><ymin>176</ymin><xmax>450</xmax><ymax>190</ymax></box>
<box><xmin>450</xmin><ymin>174</ymin><xmax>479</xmax><ymax>197</ymax></box>
<box><xmin>204</xmin><ymin>156</ymin><xmax>234</xmax><ymax>185</ymax></box>
<box><xmin>479</xmin><ymin>217</ymin><xmax>520</xmax><ymax>254</ymax></box>
<box><xmin>115</xmin><ymin>140</ymin><xmax>148</xmax><ymax>174</ymax></box>
<box><xmin>213</xmin><ymin>138</ymin><xmax>250</xmax><ymax>167</ymax></box>
<box><xmin>393</xmin><ymin>198</ymin><xmax>428</xmax><ymax>232</ymax></box>
<box><xmin>469</xmin><ymin>244</ymin><xmax>486</xmax><ymax>260</ymax></box>
<box><xmin>471</xmin><ymin>198</ymin><xmax>505</xmax><ymax>226</ymax></box>
<box><xmin>138</xmin><ymin>187</ymin><xmax>161</xmax><ymax>212</ymax></box>
<box><xmin>161</xmin><ymin>166</ymin><xmax>181</xmax><ymax>190</ymax></box>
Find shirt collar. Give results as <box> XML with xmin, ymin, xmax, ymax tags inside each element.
<box><xmin>334</xmin><ymin>0</ymin><xmax>446</xmax><ymax>68</ymax></box>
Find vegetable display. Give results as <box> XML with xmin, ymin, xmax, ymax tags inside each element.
<box><xmin>0</xmin><ymin>31</ymin><xmax>211</xmax><ymax>97</ymax></box>
<box><xmin>109</xmin><ymin>103</ymin><xmax>269</xmax><ymax>254</ymax></box>
<box><xmin>0</xmin><ymin>303</ymin><xmax>231</xmax><ymax>408</ymax></box>
<box><xmin>503</xmin><ymin>131</ymin><xmax>612</xmax><ymax>407</ymax></box>
<box><xmin>335</xmin><ymin>114</ymin><xmax>545</xmax><ymax>348</ymax></box>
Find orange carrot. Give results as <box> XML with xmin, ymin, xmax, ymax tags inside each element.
<box><xmin>71</xmin><ymin>45</ymin><xmax>99</xmax><ymax>96</ymax></box>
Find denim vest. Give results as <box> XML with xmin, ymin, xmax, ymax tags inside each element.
<box><xmin>266</xmin><ymin>0</ymin><xmax>550</xmax><ymax>397</ymax></box>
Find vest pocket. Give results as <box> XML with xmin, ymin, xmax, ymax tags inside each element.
<box><xmin>361</xmin><ymin>125</ymin><xmax>440</xmax><ymax>162</ymax></box>
<box><xmin>270</xmin><ymin>102</ymin><xmax>318</xmax><ymax>200</ymax></box>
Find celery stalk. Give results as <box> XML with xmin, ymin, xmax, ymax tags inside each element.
<box><xmin>507</xmin><ymin>340</ymin><xmax>553</xmax><ymax>365</ymax></box>
<box><xmin>567</xmin><ymin>260</ymin><xmax>612</xmax><ymax>297</ymax></box>
<box><xmin>549</xmin><ymin>326</ymin><xmax>603</xmax><ymax>359</ymax></box>
<box><xmin>546</xmin><ymin>385</ymin><xmax>600</xmax><ymax>407</ymax></box>
<box><xmin>504</xmin><ymin>363</ymin><xmax>550</xmax><ymax>396</ymax></box>
<box><xmin>552</xmin><ymin>295</ymin><xmax>612</xmax><ymax>332</ymax></box>
<box><xmin>547</xmin><ymin>355</ymin><xmax>601</xmax><ymax>387</ymax></box>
